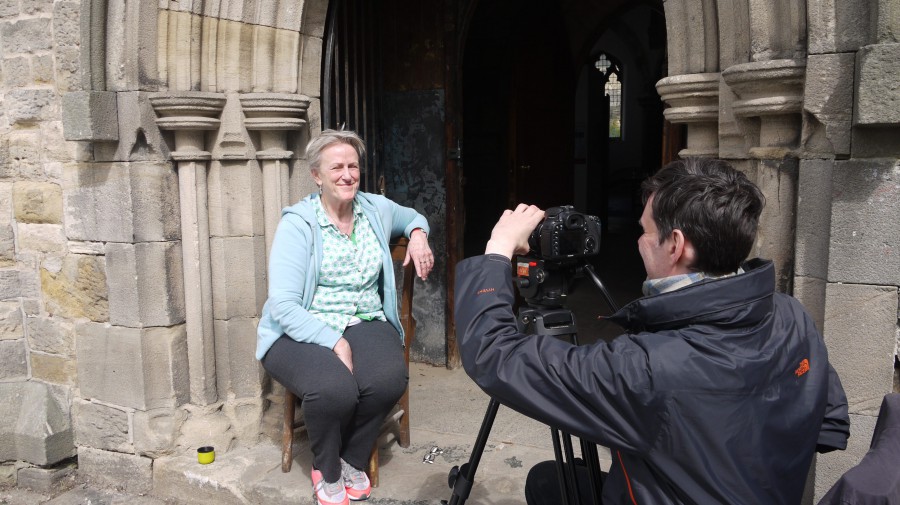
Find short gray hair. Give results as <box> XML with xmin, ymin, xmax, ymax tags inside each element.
<box><xmin>306</xmin><ymin>129</ymin><xmax>366</xmax><ymax>172</ymax></box>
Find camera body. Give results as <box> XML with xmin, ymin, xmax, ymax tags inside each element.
<box><xmin>528</xmin><ymin>205</ymin><xmax>602</xmax><ymax>260</ymax></box>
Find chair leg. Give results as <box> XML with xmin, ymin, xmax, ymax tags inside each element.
<box><xmin>282</xmin><ymin>390</ymin><xmax>296</xmax><ymax>473</ymax></box>
<box><xmin>368</xmin><ymin>444</ymin><xmax>380</xmax><ymax>488</ymax></box>
<box><xmin>398</xmin><ymin>388</ymin><xmax>411</xmax><ymax>448</ymax></box>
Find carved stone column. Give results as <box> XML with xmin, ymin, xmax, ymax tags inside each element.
<box><xmin>656</xmin><ymin>73</ymin><xmax>721</xmax><ymax>158</ymax></box>
<box><xmin>722</xmin><ymin>59</ymin><xmax>806</xmax><ymax>292</ymax></box>
<box><xmin>239</xmin><ymin>94</ymin><xmax>310</xmax><ymax>258</ymax></box>
<box><xmin>721</xmin><ymin>59</ymin><xmax>806</xmax><ymax>159</ymax></box>
<box><xmin>151</xmin><ymin>93</ymin><xmax>226</xmax><ymax>405</ymax></box>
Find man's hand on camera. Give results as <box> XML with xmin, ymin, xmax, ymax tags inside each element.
<box><xmin>485</xmin><ymin>204</ymin><xmax>545</xmax><ymax>259</ymax></box>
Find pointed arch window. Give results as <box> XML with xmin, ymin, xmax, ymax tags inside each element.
<box><xmin>594</xmin><ymin>53</ymin><xmax>623</xmax><ymax>138</ymax></box>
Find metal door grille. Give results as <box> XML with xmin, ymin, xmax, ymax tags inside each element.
<box><xmin>323</xmin><ymin>0</ymin><xmax>383</xmax><ymax>193</ymax></box>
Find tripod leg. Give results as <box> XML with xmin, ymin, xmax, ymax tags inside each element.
<box><xmin>444</xmin><ymin>398</ymin><xmax>501</xmax><ymax>505</ymax></box>
<box><xmin>580</xmin><ymin>439</ymin><xmax>603</xmax><ymax>504</ymax></box>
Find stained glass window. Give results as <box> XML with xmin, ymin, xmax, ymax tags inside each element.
<box><xmin>594</xmin><ymin>53</ymin><xmax>622</xmax><ymax>138</ymax></box>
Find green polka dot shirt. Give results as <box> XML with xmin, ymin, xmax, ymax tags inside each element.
<box><xmin>308</xmin><ymin>197</ymin><xmax>386</xmax><ymax>334</ymax></box>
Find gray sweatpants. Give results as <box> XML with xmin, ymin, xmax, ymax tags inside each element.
<box><xmin>262</xmin><ymin>320</ymin><xmax>408</xmax><ymax>482</ymax></box>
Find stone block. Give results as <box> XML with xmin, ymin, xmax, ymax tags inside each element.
<box><xmin>0</xmin><ymin>182</ymin><xmax>11</xmax><ymax>222</ymax></box>
<box><xmin>0</xmin><ymin>269</ymin><xmax>21</xmax><ymax>300</ymax></box>
<box><xmin>301</xmin><ymin>0</ymin><xmax>328</xmax><ymax>38</ymax></box>
<box><xmin>22</xmin><ymin>0</ymin><xmax>52</xmax><ymax>15</ymax></box>
<box><xmin>0</xmin><ymin>339</ymin><xmax>27</xmax><ymax>379</ymax></box>
<box><xmin>214</xmin><ymin>317</ymin><xmax>264</xmax><ymax>398</ymax></box>
<box><xmin>13</xmin><ymin>181</ymin><xmax>63</xmax><ymax>224</ymax></box>
<box><xmin>299</xmin><ymin>34</ymin><xmax>322</xmax><ymax>98</ymax></box>
<box><xmin>752</xmin><ymin>158</ymin><xmax>798</xmax><ymax>292</ymax></box>
<box><xmin>41</xmin><ymin>120</ymin><xmax>78</xmax><ymax>166</ymax></box>
<box><xmin>93</xmin><ymin>91</ymin><xmax>171</xmax><ymax>163</ymax></box>
<box><xmin>153</xmin><ymin>453</ymin><xmax>247</xmax><ymax>505</ymax></box>
<box><xmin>828</xmin><ymin>159</ymin><xmax>900</xmax><ymax>285</ymax></box>
<box><xmin>17</xmin><ymin>462</ymin><xmax>75</xmax><ymax>493</ymax></box>
<box><xmin>6</xmin><ymin>130</ymin><xmax>42</xmax><ymax>179</ymax></box>
<box><xmin>824</xmin><ymin>283</ymin><xmax>897</xmax><ymax>415</ymax></box>
<box><xmin>54</xmin><ymin>45</ymin><xmax>80</xmax><ymax>93</ymax></box>
<box><xmin>855</xmin><ymin>43</ymin><xmax>900</xmax><ymax>126</ymax></box>
<box><xmin>32</xmin><ymin>54</ymin><xmax>54</xmax><ymax>84</ymax></box>
<box><xmin>17</xmin><ymin>223</ymin><xmax>66</xmax><ymax>254</ymax></box>
<box><xmin>26</xmin><ymin>316</ymin><xmax>75</xmax><ymax>355</ymax></box>
<box><xmin>793</xmin><ymin>276</ymin><xmax>826</xmax><ymax>333</ymax></box>
<box><xmin>207</xmin><ymin>161</ymin><xmax>265</xmax><ymax>237</ymax></box>
<box><xmin>808</xmin><ymin>0</ymin><xmax>876</xmax><ymax>54</ymax></box>
<box><xmin>1</xmin><ymin>18</ymin><xmax>53</xmax><ymax>52</ymax></box>
<box><xmin>41</xmin><ymin>254</ymin><xmax>108</xmax><ymax>321</ymax></box>
<box><xmin>0</xmin><ymin>301</ymin><xmax>23</xmax><ymax>340</ymax></box>
<box><xmin>106</xmin><ymin>241</ymin><xmax>185</xmax><ymax>328</ymax></box>
<box><xmin>0</xmin><ymin>223</ymin><xmax>13</xmax><ymax>266</ymax></box>
<box><xmin>0</xmin><ymin>381</ymin><xmax>75</xmax><ymax>465</ymax></box>
<box><xmin>6</xmin><ymin>88</ymin><xmax>56</xmax><ymax>125</ymax></box>
<box><xmin>0</xmin><ymin>462</ymin><xmax>18</xmax><ymax>487</ymax></box>
<box><xmin>174</xmin><ymin>403</ymin><xmax>235</xmax><ymax>457</ymax></box>
<box><xmin>64</xmin><ymin>162</ymin><xmax>180</xmax><ymax>243</ymax></box>
<box><xmin>802</xmin><ymin>54</ymin><xmax>854</xmax><ymax>157</ymax></box>
<box><xmin>31</xmin><ymin>353</ymin><xmax>77</xmax><ymax>385</ymax></box>
<box><xmin>72</xmin><ymin>399</ymin><xmax>131</xmax><ymax>453</ymax></box>
<box><xmin>76</xmin><ymin>322</ymin><xmax>189</xmax><ymax>410</ymax></box>
<box><xmin>133</xmin><ymin>408</ymin><xmax>188</xmax><ymax>458</ymax></box>
<box><xmin>61</xmin><ymin>91</ymin><xmax>118</xmax><ymax>142</ymax></box>
<box><xmin>814</xmin><ymin>412</ymin><xmax>877</xmax><ymax>501</ymax></box>
<box><xmin>223</xmin><ymin>397</ymin><xmax>266</xmax><ymax>443</ymax></box>
<box><xmin>210</xmin><ymin>236</ymin><xmax>267</xmax><ymax>319</ymax></box>
<box><xmin>76</xmin><ymin>447</ymin><xmax>152</xmax><ymax>494</ymax></box>
<box><xmin>52</xmin><ymin>1</ymin><xmax>80</xmax><ymax>48</ymax></box>
<box><xmin>0</xmin><ymin>0</ymin><xmax>18</xmax><ymax>18</ymax></box>
<box><xmin>795</xmin><ymin>159</ymin><xmax>833</xmax><ymax>279</ymax></box>
<box><xmin>2</xmin><ymin>56</ymin><xmax>32</xmax><ymax>88</ymax></box>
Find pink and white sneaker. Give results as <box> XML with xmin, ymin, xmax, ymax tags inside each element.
<box><xmin>311</xmin><ymin>468</ymin><xmax>349</xmax><ymax>505</ymax></box>
<box><xmin>341</xmin><ymin>459</ymin><xmax>371</xmax><ymax>501</ymax></box>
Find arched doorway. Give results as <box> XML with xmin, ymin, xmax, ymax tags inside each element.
<box><xmin>460</xmin><ymin>0</ymin><xmax>667</xmax><ymax>341</ymax></box>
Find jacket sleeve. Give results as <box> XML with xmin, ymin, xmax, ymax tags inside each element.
<box><xmin>455</xmin><ymin>255</ymin><xmax>660</xmax><ymax>452</ymax></box>
<box><xmin>368</xmin><ymin>193</ymin><xmax>429</xmax><ymax>239</ymax></box>
<box><xmin>817</xmin><ymin>362</ymin><xmax>850</xmax><ymax>453</ymax></box>
<box><xmin>266</xmin><ymin>214</ymin><xmax>341</xmax><ymax>349</ymax></box>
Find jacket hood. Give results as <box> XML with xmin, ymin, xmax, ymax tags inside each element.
<box><xmin>608</xmin><ymin>258</ymin><xmax>774</xmax><ymax>333</ymax></box>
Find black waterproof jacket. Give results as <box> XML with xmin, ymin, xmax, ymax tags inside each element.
<box><xmin>455</xmin><ymin>255</ymin><xmax>850</xmax><ymax>504</ymax></box>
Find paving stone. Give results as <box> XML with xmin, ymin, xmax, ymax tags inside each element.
<box><xmin>77</xmin><ymin>447</ymin><xmax>152</xmax><ymax>495</ymax></box>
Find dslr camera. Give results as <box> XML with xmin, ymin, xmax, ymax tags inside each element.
<box><xmin>517</xmin><ymin>206</ymin><xmax>602</xmax><ymax>307</ymax></box>
<box><xmin>528</xmin><ymin>205</ymin><xmax>602</xmax><ymax>260</ymax></box>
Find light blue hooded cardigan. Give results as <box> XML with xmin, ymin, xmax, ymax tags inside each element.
<box><xmin>256</xmin><ymin>191</ymin><xmax>430</xmax><ymax>360</ymax></box>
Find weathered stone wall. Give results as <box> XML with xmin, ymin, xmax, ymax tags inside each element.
<box><xmin>659</xmin><ymin>0</ymin><xmax>900</xmax><ymax>501</ymax></box>
<box><xmin>0</xmin><ymin>0</ymin><xmax>327</xmax><ymax>492</ymax></box>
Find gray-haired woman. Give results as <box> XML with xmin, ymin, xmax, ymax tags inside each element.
<box><xmin>257</xmin><ymin>130</ymin><xmax>433</xmax><ymax>505</ymax></box>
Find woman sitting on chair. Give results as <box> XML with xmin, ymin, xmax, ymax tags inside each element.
<box><xmin>256</xmin><ymin>129</ymin><xmax>434</xmax><ymax>505</ymax></box>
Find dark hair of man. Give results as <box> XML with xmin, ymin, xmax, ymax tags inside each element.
<box><xmin>641</xmin><ymin>157</ymin><xmax>765</xmax><ymax>275</ymax></box>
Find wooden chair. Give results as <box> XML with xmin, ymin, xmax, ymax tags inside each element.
<box><xmin>281</xmin><ymin>238</ymin><xmax>415</xmax><ymax>487</ymax></box>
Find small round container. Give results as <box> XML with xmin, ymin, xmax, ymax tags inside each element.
<box><xmin>197</xmin><ymin>446</ymin><xmax>215</xmax><ymax>465</ymax></box>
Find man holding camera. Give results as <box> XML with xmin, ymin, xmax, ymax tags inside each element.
<box><xmin>454</xmin><ymin>158</ymin><xmax>850</xmax><ymax>504</ymax></box>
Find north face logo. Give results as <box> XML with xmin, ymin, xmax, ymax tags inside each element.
<box><xmin>794</xmin><ymin>359</ymin><xmax>810</xmax><ymax>377</ymax></box>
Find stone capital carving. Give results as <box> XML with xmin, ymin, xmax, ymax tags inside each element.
<box><xmin>722</xmin><ymin>59</ymin><xmax>806</xmax><ymax>158</ymax></box>
<box><xmin>239</xmin><ymin>93</ymin><xmax>311</xmax><ymax>131</ymax></box>
<box><xmin>656</xmin><ymin>73</ymin><xmax>720</xmax><ymax>157</ymax></box>
<box><xmin>150</xmin><ymin>93</ymin><xmax>226</xmax><ymax>160</ymax></box>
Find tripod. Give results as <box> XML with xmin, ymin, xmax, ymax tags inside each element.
<box><xmin>443</xmin><ymin>264</ymin><xmax>619</xmax><ymax>505</ymax></box>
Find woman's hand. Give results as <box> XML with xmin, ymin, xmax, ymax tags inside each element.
<box><xmin>405</xmin><ymin>228</ymin><xmax>434</xmax><ymax>280</ymax></box>
<box><xmin>333</xmin><ymin>337</ymin><xmax>353</xmax><ymax>373</ymax></box>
